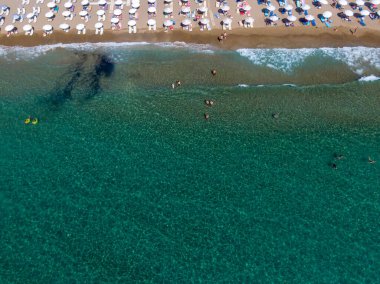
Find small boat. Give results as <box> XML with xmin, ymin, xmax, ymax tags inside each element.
<box><xmin>24</xmin><ymin>117</ymin><xmax>31</xmax><ymax>124</ymax></box>
<box><xmin>31</xmin><ymin>118</ymin><xmax>39</xmax><ymax>125</ymax></box>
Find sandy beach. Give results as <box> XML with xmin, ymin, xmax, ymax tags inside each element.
<box><xmin>1</xmin><ymin>0</ymin><xmax>380</xmax><ymax>48</ymax></box>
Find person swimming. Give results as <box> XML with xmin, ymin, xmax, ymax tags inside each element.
<box><xmin>272</xmin><ymin>113</ymin><xmax>279</xmax><ymax>119</ymax></box>
<box><xmin>204</xmin><ymin>100</ymin><xmax>215</xmax><ymax>106</ymax></box>
<box><xmin>211</xmin><ymin>69</ymin><xmax>217</xmax><ymax>76</ymax></box>
<box><xmin>176</xmin><ymin>80</ymin><xmax>181</xmax><ymax>87</ymax></box>
<box><xmin>368</xmin><ymin>157</ymin><xmax>376</xmax><ymax>164</ymax></box>
<box><xmin>331</xmin><ymin>163</ymin><xmax>337</xmax><ymax>169</ymax></box>
<box><xmin>204</xmin><ymin>113</ymin><xmax>209</xmax><ymax>120</ymax></box>
<box><xmin>334</xmin><ymin>153</ymin><xmax>345</xmax><ymax>160</ymax></box>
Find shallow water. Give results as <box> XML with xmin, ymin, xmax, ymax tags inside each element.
<box><xmin>0</xmin><ymin>43</ymin><xmax>379</xmax><ymax>282</ymax></box>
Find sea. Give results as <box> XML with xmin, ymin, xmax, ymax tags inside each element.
<box><xmin>0</xmin><ymin>42</ymin><xmax>379</xmax><ymax>282</ymax></box>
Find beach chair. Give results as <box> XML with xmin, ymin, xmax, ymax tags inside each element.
<box><xmin>296</xmin><ymin>0</ymin><xmax>301</xmax><ymax>8</ymax></box>
<box><xmin>325</xmin><ymin>21</ymin><xmax>331</xmax><ymax>27</ymax></box>
<box><xmin>263</xmin><ymin>9</ymin><xmax>269</xmax><ymax>16</ymax></box>
<box><xmin>311</xmin><ymin>19</ymin><xmax>317</xmax><ymax>26</ymax></box>
<box><xmin>304</xmin><ymin>10</ymin><xmax>308</xmax><ymax>16</ymax></box>
<box><xmin>359</xmin><ymin>18</ymin><xmax>366</xmax><ymax>26</ymax></box>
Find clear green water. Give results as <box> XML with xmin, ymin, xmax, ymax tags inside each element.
<box><xmin>0</xmin><ymin>44</ymin><xmax>379</xmax><ymax>282</ymax></box>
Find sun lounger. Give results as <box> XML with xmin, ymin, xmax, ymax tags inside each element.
<box><xmin>311</xmin><ymin>19</ymin><xmax>317</xmax><ymax>26</ymax></box>
<box><xmin>359</xmin><ymin>18</ymin><xmax>366</xmax><ymax>26</ymax></box>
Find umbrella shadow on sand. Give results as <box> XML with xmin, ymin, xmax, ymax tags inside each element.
<box><xmin>47</xmin><ymin>52</ymin><xmax>115</xmax><ymax>108</ymax></box>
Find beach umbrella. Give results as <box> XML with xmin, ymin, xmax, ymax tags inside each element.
<box><xmin>355</xmin><ymin>0</ymin><xmax>364</xmax><ymax>5</ymax></box>
<box><xmin>243</xmin><ymin>5</ymin><xmax>252</xmax><ymax>11</ymax></box>
<box><xmin>113</xmin><ymin>9</ymin><xmax>122</xmax><ymax>15</ymax></box>
<box><xmin>222</xmin><ymin>18</ymin><xmax>232</xmax><ymax>24</ymax></box>
<box><xmin>79</xmin><ymin>10</ymin><xmax>88</xmax><ymax>16</ymax></box>
<box><xmin>305</xmin><ymin>14</ymin><xmax>314</xmax><ymax>21</ymax></box>
<box><xmin>360</xmin><ymin>10</ymin><xmax>370</xmax><ymax>16</ymax></box>
<box><xmin>148</xmin><ymin>7</ymin><xmax>156</xmax><ymax>13</ymax></box>
<box><xmin>81</xmin><ymin>0</ymin><xmax>89</xmax><ymax>5</ymax></box>
<box><xmin>43</xmin><ymin>24</ymin><xmax>53</xmax><ymax>32</ymax></box>
<box><xmin>98</xmin><ymin>0</ymin><xmax>107</xmax><ymax>5</ymax></box>
<box><xmin>287</xmin><ymin>15</ymin><xmax>297</xmax><ymax>21</ymax></box>
<box><xmin>129</xmin><ymin>8</ymin><xmax>137</xmax><ymax>14</ymax></box>
<box><xmin>181</xmin><ymin>0</ymin><xmax>189</xmax><ymax>2</ymax></box>
<box><xmin>371</xmin><ymin>0</ymin><xmax>380</xmax><ymax>4</ymax></box>
<box><xmin>147</xmin><ymin>19</ymin><xmax>156</xmax><ymax>26</ymax></box>
<box><xmin>47</xmin><ymin>2</ymin><xmax>56</xmax><ymax>8</ymax></box>
<box><xmin>221</xmin><ymin>5</ymin><xmax>230</xmax><ymax>11</ymax></box>
<box><xmin>45</xmin><ymin>11</ymin><xmax>54</xmax><ymax>18</ymax></box>
<box><xmin>131</xmin><ymin>2</ymin><xmax>140</xmax><ymax>8</ymax></box>
<box><xmin>200</xmin><ymin>18</ymin><xmax>210</xmax><ymax>25</ymax></box>
<box><xmin>64</xmin><ymin>2</ymin><xmax>73</xmax><ymax>8</ymax></box>
<box><xmin>323</xmin><ymin>11</ymin><xmax>332</xmax><ymax>18</ymax></box>
<box><xmin>23</xmin><ymin>24</ymin><xmax>33</xmax><ymax>31</ymax></box>
<box><xmin>148</xmin><ymin>0</ymin><xmax>156</xmax><ymax>3</ymax></box>
<box><xmin>244</xmin><ymin>17</ymin><xmax>254</xmax><ymax>23</ymax></box>
<box><xmin>62</xmin><ymin>10</ymin><xmax>71</xmax><ymax>17</ymax></box>
<box><xmin>76</xmin><ymin>23</ymin><xmax>85</xmax><ymax>30</ymax></box>
<box><xmin>338</xmin><ymin>0</ymin><xmax>348</xmax><ymax>5</ymax></box>
<box><xmin>164</xmin><ymin>0</ymin><xmax>173</xmax><ymax>3</ymax></box>
<box><xmin>128</xmin><ymin>20</ymin><xmax>137</xmax><ymax>26</ymax></box>
<box><xmin>377</xmin><ymin>10</ymin><xmax>380</xmax><ymax>15</ymax></box>
<box><xmin>163</xmin><ymin>19</ymin><xmax>173</xmax><ymax>26</ymax></box>
<box><xmin>318</xmin><ymin>0</ymin><xmax>328</xmax><ymax>4</ymax></box>
<box><xmin>111</xmin><ymin>17</ymin><xmax>119</xmax><ymax>23</ymax></box>
<box><xmin>269</xmin><ymin>15</ymin><xmax>279</xmax><ymax>21</ymax></box>
<box><xmin>95</xmin><ymin>22</ymin><xmax>103</xmax><ymax>28</ymax></box>
<box><xmin>163</xmin><ymin>7</ymin><xmax>173</xmax><ymax>14</ymax></box>
<box><xmin>284</xmin><ymin>4</ymin><xmax>293</xmax><ymax>10</ymax></box>
<box><xmin>59</xmin><ymin>23</ymin><xmax>70</xmax><ymax>30</ymax></box>
<box><xmin>115</xmin><ymin>0</ymin><xmax>123</xmax><ymax>4</ymax></box>
<box><xmin>198</xmin><ymin>7</ymin><xmax>207</xmax><ymax>13</ymax></box>
<box><xmin>97</xmin><ymin>10</ymin><xmax>105</xmax><ymax>15</ymax></box>
<box><xmin>301</xmin><ymin>4</ymin><xmax>310</xmax><ymax>10</ymax></box>
<box><xmin>181</xmin><ymin>18</ymin><xmax>191</xmax><ymax>26</ymax></box>
<box><xmin>181</xmin><ymin>6</ymin><xmax>191</xmax><ymax>13</ymax></box>
<box><xmin>267</xmin><ymin>5</ymin><xmax>276</xmax><ymax>11</ymax></box>
<box><xmin>344</xmin><ymin>10</ymin><xmax>353</xmax><ymax>16</ymax></box>
<box><xmin>5</xmin><ymin>24</ymin><xmax>14</xmax><ymax>32</ymax></box>
<box><xmin>26</xmin><ymin>13</ymin><xmax>35</xmax><ymax>19</ymax></box>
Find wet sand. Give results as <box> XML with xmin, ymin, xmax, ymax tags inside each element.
<box><xmin>2</xmin><ymin>26</ymin><xmax>380</xmax><ymax>49</ymax></box>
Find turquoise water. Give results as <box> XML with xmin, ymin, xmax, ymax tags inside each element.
<box><xmin>0</xmin><ymin>44</ymin><xmax>379</xmax><ymax>282</ymax></box>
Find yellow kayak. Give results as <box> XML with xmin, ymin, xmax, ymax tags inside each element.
<box><xmin>32</xmin><ymin>118</ymin><xmax>39</xmax><ymax>125</ymax></box>
<box><xmin>24</xmin><ymin>117</ymin><xmax>31</xmax><ymax>124</ymax></box>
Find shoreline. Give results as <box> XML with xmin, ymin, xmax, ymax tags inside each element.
<box><xmin>1</xmin><ymin>26</ymin><xmax>380</xmax><ymax>50</ymax></box>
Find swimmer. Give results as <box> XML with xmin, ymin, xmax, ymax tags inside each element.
<box><xmin>172</xmin><ymin>83</ymin><xmax>175</xmax><ymax>89</ymax></box>
<box><xmin>218</xmin><ymin>35</ymin><xmax>224</xmax><ymax>42</ymax></box>
<box><xmin>211</xmin><ymin>69</ymin><xmax>217</xmax><ymax>76</ymax></box>
<box><xmin>204</xmin><ymin>113</ymin><xmax>209</xmax><ymax>120</ymax></box>
<box><xmin>176</xmin><ymin>80</ymin><xmax>181</xmax><ymax>87</ymax></box>
<box><xmin>334</xmin><ymin>153</ymin><xmax>345</xmax><ymax>160</ymax></box>
<box><xmin>209</xmin><ymin>100</ymin><xmax>214</xmax><ymax>106</ymax></box>
<box><xmin>368</xmin><ymin>157</ymin><xmax>376</xmax><ymax>164</ymax></box>
<box><xmin>272</xmin><ymin>113</ymin><xmax>279</xmax><ymax>119</ymax></box>
<box><xmin>331</xmin><ymin>163</ymin><xmax>337</xmax><ymax>169</ymax></box>
<box><xmin>204</xmin><ymin>100</ymin><xmax>210</xmax><ymax>106</ymax></box>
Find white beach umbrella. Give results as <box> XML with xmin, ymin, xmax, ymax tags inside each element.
<box><xmin>81</xmin><ymin>0</ymin><xmax>89</xmax><ymax>5</ymax></box>
<box><xmin>181</xmin><ymin>0</ymin><xmax>189</xmax><ymax>2</ymax></box>
<box><xmin>76</xmin><ymin>23</ymin><xmax>85</xmax><ymax>30</ymax></box>
<box><xmin>79</xmin><ymin>10</ymin><xmax>88</xmax><ymax>17</ymax></box>
<box><xmin>113</xmin><ymin>9</ymin><xmax>122</xmax><ymax>15</ymax></box>
<box><xmin>301</xmin><ymin>4</ymin><xmax>311</xmax><ymax>10</ymax></box>
<box><xmin>97</xmin><ymin>9</ymin><xmax>105</xmax><ymax>15</ymax></box>
<box><xmin>269</xmin><ymin>15</ymin><xmax>279</xmax><ymax>21</ymax></box>
<box><xmin>338</xmin><ymin>0</ymin><xmax>348</xmax><ymax>5</ymax></box>
<box><xmin>305</xmin><ymin>14</ymin><xmax>314</xmax><ymax>21</ymax></box>
<box><xmin>344</xmin><ymin>10</ymin><xmax>353</xmax><ymax>16</ymax></box>
<box><xmin>147</xmin><ymin>7</ymin><xmax>156</xmax><ymax>13</ymax></box>
<box><xmin>26</xmin><ymin>13</ymin><xmax>35</xmax><ymax>19</ymax></box>
<box><xmin>115</xmin><ymin>0</ymin><xmax>123</xmax><ymax>4</ymax></box>
<box><xmin>200</xmin><ymin>18</ymin><xmax>210</xmax><ymax>25</ymax></box>
<box><xmin>267</xmin><ymin>5</ymin><xmax>276</xmax><ymax>11</ymax></box>
<box><xmin>222</xmin><ymin>18</ymin><xmax>232</xmax><ymax>24</ymax></box>
<box><xmin>129</xmin><ymin>8</ymin><xmax>137</xmax><ymax>14</ymax></box>
<box><xmin>371</xmin><ymin>0</ymin><xmax>380</xmax><ymax>4</ymax></box>
<box><xmin>148</xmin><ymin>0</ymin><xmax>156</xmax><ymax>3</ymax></box>
<box><xmin>5</xmin><ymin>25</ymin><xmax>15</xmax><ymax>32</ymax></box>
<box><xmin>181</xmin><ymin>6</ymin><xmax>191</xmax><ymax>13</ymax></box>
<box><xmin>377</xmin><ymin>10</ymin><xmax>380</xmax><ymax>16</ymax></box>
<box><xmin>111</xmin><ymin>17</ymin><xmax>120</xmax><ymax>23</ymax></box>
<box><xmin>131</xmin><ymin>2</ymin><xmax>140</xmax><ymax>8</ymax></box>
<box><xmin>62</xmin><ymin>10</ymin><xmax>72</xmax><ymax>17</ymax></box>
<box><xmin>198</xmin><ymin>7</ymin><xmax>208</xmax><ymax>13</ymax></box>
<box><xmin>23</xmin><ymin>24</ymin><xmax>33</xmax><ymax>31</ymax></box>
<box><xmin>47</xmin><ymin>2</ymin><xmax>56</xmax><ymax>8</ymax></box>
<box><xmin>59</xmin><ymin>23</ymin><xmax>70</xmax><ymax>30</ymax></box>
<box><xmin>163</xmin><ymin>7</ymin><xmax>173</xmax><ymax>14</ymax></box>
<box><xmin>64</xmin><ymin>2</ymin><xmax>73</xmax><ymax>8</ymax></box>
<box><xmin>163</xmin><ymin>19</ymin><xmax>173</xmax><ymax>26</ymax></box>
<box><xmin>287</xmin><ymin>15</ymin><xmax>297</xmax><ymax>21</ymax></box>
<box><xmin>43</xmin><ymin>24</ymin><xmax>53</xmax><ymax>31</ymax></box>
<box><xmin>98</xmin><ymin>0</ymin><xmax>107</xmax><ymax>5</ymax></box>
<box><xmin>147</xmin><ymin>19</ymin><xmax>156</xmax><ymax>26</ymax></box>
<box><xmin>355</xmin><ymin>0</ymin><xmax>364</xmax><ymax>5</ymax></box>
<box><xmin>95</xmin><ymin>22</ymin><xmax>104</xmax><ymax>29</ymax></box>
<box><xmin>360</xmin><ymin>10</ymin><xmax>370</xmax><ymax>16</ymax></box>
<box><xmin>164</xmin><ymin>0</ymin><xmax>173</xmax><ymax>3</ymax></box>
<box><xmin>221</xmin><ymin>5</ymin><xmax>230</xmax><ymax>11</ymax></box>
<box><xmin>243</xmin><ymin>5</ymin><xmax>252</xmax><ymax>11</ymax></box>
<box><xmin>318</xmin><ymin>0</ymin><xmax>328</xmax><ymax>4</ymax></box>
<box><xmin>323</xmin><ymin>11</ymin><xmax>332</xmax><ymax>18</ymax></box>
<box><xmin>45</xmin><ymin>11</ymin><xmax>54</xmax><ymax>18</ymax></box>
<box><xmin>284</xmin><ymin>4</ymin><xmax>293</xmax><ymax>10</ymax></box>
<box><xmin>181</xmin><ymin>18</ymin><xmax>191</xmax><ymax>25</ymax></box>
<box><xmin>244</xmin><ymin>17</ymin><xmax>254</xmax><ymax>23</ymax></box>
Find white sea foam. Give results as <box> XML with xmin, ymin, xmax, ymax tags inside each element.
<box><xmin>237</xmin><ymin>47</ymin><xmax>380</xmax><ymax>75</ymax></box>
<box><xmin>238</xmin><ymin>84</ymin><xmax>249</xmax><ymax>87</ymax></box>
<box><xmin>0</xmin><ymin>41</ymin><xmax>215</xmax><ymax>61</ymax></box>
<box><xmin>358</xmin><ymin>75</ymin><xmax>380</xmax><ymax>82</ymax></box>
